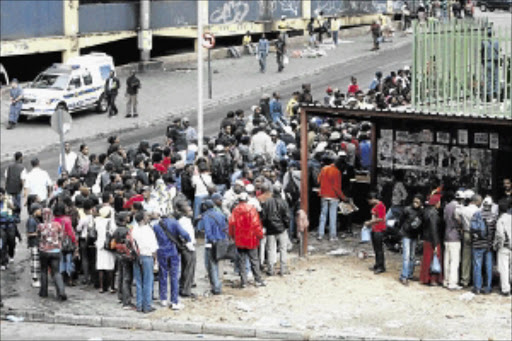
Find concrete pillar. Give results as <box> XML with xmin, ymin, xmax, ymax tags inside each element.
<box><xmin>139</xmin><ymin>0</ymin><xmax>151</xmax><ymax>62</ymax></box>
<box><xmin>302</xmin><ymin>0</ymin><xmax>311</xmax><ymax>20</ymax></box>
<box><xmin>62</xmin><ymin>0</ymin><xmax>79</xmax><ymax>63</ymax></box>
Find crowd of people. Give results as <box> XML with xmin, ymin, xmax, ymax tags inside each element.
<box><xmin>0</xmin><ymin>79</ymin><xmax>510</xmax><ymax>315</ymax></box>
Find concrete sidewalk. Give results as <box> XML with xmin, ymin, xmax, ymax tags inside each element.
<box><xmin>0</xmin><ymin>32</ymin><xmax>412</xmax><ymax>162</ymax></box>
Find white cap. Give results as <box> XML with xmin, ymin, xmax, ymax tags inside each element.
<box><xmin>482</xmin><ymin>196</ymin><xmax>493</xmax><ymax>206</ymax></box>
<box><xmin>239</xmin><ymin>192</ymin><xmax>249</xmax><ymax>201</ymax></box>
<box><xmin>338</xmin><ymin>151</ymin><xmax>347</xmax><ymax>157</ymax></box>
<box><xmin>464</xmin><ymin>189</ymin><xmax>475</xmax><ymax>200</ymax></box>
<box><xmin>188</xmin><ymin>144</ymin><xmax>198</xmax><ymax>152</ymax></box>
<box><xmin>329</xmin><ymin>132</ymin><xmax>341</xmax><ymax>141</ymax></box>
<box><xmin>270</xmin><ymin>130</ymin><xmax>278</xmax><ymax>136</ymax></box>
<box><xmin>235</xmin><ymin>180</ymin><xmax>245</xmax><ymax>187</ymax></box>
<box><xmin>404</xmin><ymin>65</ymin><xmax>410</xmax><ymax>71</ymax></box>
<box><xmin>245</xmin><ymin>184</ymin><xmax>255</xmax><ymax>193</ymax></box>
<box><xmin>215</xmin><ymin>144</ymin><xmax>224</xmax><ymax>152</ymax></box>
<box><xmin>455</xmin><ymin>190</ymin><xmax>465</xmax><ymax>199</ymax></box>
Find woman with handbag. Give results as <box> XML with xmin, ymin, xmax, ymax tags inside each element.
<box><xmin>419</xmin><ymin>194</ymin><xmax>444</xmax><ymax>286</ymax></box>
<box><xmin>53</xmin><ymin>202</ymin><xmax>77</xmax><ymax>286</ymax></box>
<box><xmin>95</xmin><ymin>206</ymin><xmax>116</xmax><ymax>293</ymax></box>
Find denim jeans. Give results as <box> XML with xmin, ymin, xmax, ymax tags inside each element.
<box><xmin>486</xmin><ymin>62</ymin><xmax>499</xmax><ymax>97</ymax></box>
<box><xmin>400</xmin><ymin>237</ymin><xmax>417</xmax><ymax>280</ymax></box>
<box><xmin>215</xmin><ymin>184</ymin><xmax>227</xmax><ymax>196</ymax></box>
<box><xmin>133</xmin><ymin>255</ymin><xmax>154</xmax><ymax>312</ymax></box>
<box><xmin>472</xmin><ymin>248</ymin><xmax>493</xmax><ymax>292</ymax></box>
<box><xmin>259</xmin><ymin>53</ymin><xmax>267</xmax><ymax>73</ymax></box>
<box><xmin>39</xmin><ymin>251</ymin><xmax>66</xmax><ymax>298</ymax></box>
<box><xmin>318</xmin><ymin>198</ymin><xmax>339</xmax><ymax>238</ymax></box>
<box><xmin>205</xmin><ymin>247</ymin><xmax>221</xmax><ymax>294</ymax></box>
<box><xmin>157</xmin><ymin>251</ymin><xmax>179</xmax><ymax>304</ymax></box>
<box><xmin>193</xmin><ymin>194</ymin><xmax>208</xmax><ymax>220</ymax></box>
<box><xmin>9</xmin><ymin>103</ymin><xmax>21</xmax><ymax>124</ymax></box>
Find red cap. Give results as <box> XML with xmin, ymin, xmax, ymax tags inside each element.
<box><xmin>428</xmin><ymin>194</ymin><xmax>441</xmax><ymax>206</ymax></box>
<box><xmin>123</xmin><ymin>194</ymin><xmax>144</xmax><ymax>209</ymax></box>
<box><xmin>326</xmin><ymin>86</ymin><xmax>333</xmax><ymax>93</ymax></box>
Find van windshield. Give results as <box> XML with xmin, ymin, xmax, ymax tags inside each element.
<box><xmin>32</xmin><ymin>73</ymin><xmax>69</xmax><ymax>90</ymax></box>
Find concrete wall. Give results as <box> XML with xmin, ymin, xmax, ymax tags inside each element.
<box><xmin>151</xmin><ymin>0</ymin><xmax>198</xmax><ymax>28</ymax></box>
<box><xmin>0</xmin><ymin>0</ymin><xmax>63</xmax><ymax>40</ymax></box>
<box><xmin>310</xmin><ymin>0</ymin><xmax>385</xmax><ymax>17</ymax></box>
<box><xmin>79</xmin><ymin>2</ymin><xmax>138</xmax><ymax>33</ymax></box>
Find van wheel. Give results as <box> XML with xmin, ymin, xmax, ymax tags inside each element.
<box><xmin>96</xmin><ymin>93</ymin><xmax>108</xmax><ymax>113</ymax></box>
<box><xmin>18</xmin><ymin>114</ymin><xmax>27</xmax><ymax>123</ymax></box>
<box><xmin>480</xmin><ymin>4</ymin><xmax>486</xmax><ymax>11</ymax></box>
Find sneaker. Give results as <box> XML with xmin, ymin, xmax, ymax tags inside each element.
<box><xmin>143</xmin><ymin>307</ymin><xmax>157</xmax><ymax>314</ymax></box>
<box><xmin>500</xmin><ymin>291</ymin><xmax>511</xmax><ymax>297</ymax></box>
<box><xmin>59</xmin><ymin>294</ymin><xmax>68</xmax><ymax>301</ymax></box>
<box><xmin>160</xmin><ymin>300</ymin><xmax>169</xmax><ymax>307</ymax></box>
<box><xmin>254</xmin><ymin>280</ymin><xmax>266</xmax><ymax>287</ymax></box>
<box><xmin>32</xmin><ymin>280</ymin><xmax>41</xmax><ymax>288</ymax></box>
<box><xmin>448</xmin><ymin>285</ymin><xmax>463</xmax><ymax>291</ymax></box>
<box><xmin>1</xmin><ymin>266</ymin><xmax>6</xmax><ymax>271</ymax></box>
<box><xmin>123</xmin><ymin>304</ymin><xmax>136</xmax><ymax>311</ymax></box>
<box><xmin>170</xmin><ymin>303</ymin><xmax>184</xmax><ymax>311</ymax></box>
<box><xmin>329</xmin><ymin>236</ymin><xmax>339</xmax><ymax>242</ymax></box>
<box><xmin>471</xmin><ymin>288</ymin><xmax>481</xmax><ymax>295</ymax></box>
<box><xmin>316</xmin><ymin>235</ymin><xmax>323</xmax><ymax>241</ymax></box>
<box><xmin>9</xmin><ymin>258</ymin><xmax>14</xmax><ymax>264</ymax></box>
<box><xmin>399</xmin><ymin>278</ymin><xmax>409</xmax><ymax>286</ymax></box>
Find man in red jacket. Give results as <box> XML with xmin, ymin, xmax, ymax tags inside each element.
<box><xmin>229</xmin><ymin>193</ymin><xmax>266</xmax><ymax>288</ymax></box>
<box><xmin>317</xmin><ymin>156</ymin><xmax>347</xmax><ymax>241</ymax></box>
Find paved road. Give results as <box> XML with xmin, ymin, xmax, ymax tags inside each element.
<box><xmin>0</xmin><ymin>322</ymin><xmax>257</xmax><ymax>340</ymax></box>
<box><xmin>0</xmin><ymin>41</ymin><xmax>412</xmax><ymax>181</ymax></box>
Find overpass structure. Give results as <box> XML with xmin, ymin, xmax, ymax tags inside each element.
<box><xmin>0</xmin><ymin>0</ymin><xmax>391</xmax><ymax>65</ymax></box>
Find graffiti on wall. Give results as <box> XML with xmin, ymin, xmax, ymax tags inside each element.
<box><xmin>270</xmin><ymin>0</ymin><xmax>301</xmax><ymax>16</ymax></box>
<box><xmin>311</xmin><ymin>0</ymin><xmax>381</xmax><ymax>17</ymax></box>
<box><xmin>210</xmin><ymin>1</ymin><xmax>250</xmax><ymax>24</ymax></box>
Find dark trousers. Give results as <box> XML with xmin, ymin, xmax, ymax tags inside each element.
<box><xmin>276</xmin><ymin>53</ymin><xmax>284</xmax><ymax>72</ymax></box>
<box><xmin>79</xmin><ymin>239</ymin><xmax>96</xmax><ymax>284</ymax></box>
<box><xmin>179</xmin><ymin>249</ymin><xmax>196</xmax><ymax>296</ymax></box>
<box><xmin>39</xmin><ymin>251</ymin><xmax>66</xmax><ymax>298</ymax></box>
<box><xmin>117</xmin><ymin>258</ymin><xmax>133</xmax><ymax>306</ymax></box>
<box><xmin>98</xmin><ymin>270</ymin><xmax>112</xmax><ymax>292</ymax></box>
<box><xmin>107</xmin><ymin>93</ymin><xmax>118</xmax><ymax>115</ymax></box>
<box><xmin>371</xmin><ymin>231</ymin><xmax>385</xmax><ymax>270</ymax></box>
<box><xmin>0</xmin><ymin>227</ymin><xmax>17</xmax><ymax>265</ymax></box>
<box><xmin>237</xmin><ymin>248</ymin><xmax>263</xmax><ymax>284</ymax></box>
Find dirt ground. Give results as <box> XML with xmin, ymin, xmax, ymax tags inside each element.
<box><xmin>152</xmin><ymin>234</ymin><xmax>512</xmax><ymax>340</ymax></box>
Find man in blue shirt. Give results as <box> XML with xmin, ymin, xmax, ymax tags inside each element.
<box><xmin>269</xmin><ymin>92</ymin><xmax>284</xmax><ymax>124</ymax></box>
<box><xmin>8</xmin><ymin>79</ymin><xmax>23</xmax><ymax>130</ymax></box>
<box><xmin>257</xmin><ymin>34</ymin><xmax>269</xmax><ymax>73</ymax></box>
<box><xmin>197</xmin><ymin>200</ymin><xmax>228</xmax><ymax>295</ymax></box>
<box><xmin>153</xmin><ymin>216</ymin><xmax>190</xmax><ymax>310</ymax></box>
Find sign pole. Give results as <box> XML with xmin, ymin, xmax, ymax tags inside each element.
<box><xmin>57</xmin><ymin>109</ymin><xmax>66</xmax><ymax>173</ymax></box>
<box><xmin>197</xmin><ymin>3</ymin><xmax>204</xmax><ymax>157</ymax></box>
<box><xmin>208</xmin><ymin>48</ymin><xmax>212</xmax><ymax>99</ymax></box>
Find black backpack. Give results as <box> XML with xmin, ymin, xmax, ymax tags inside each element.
<box><xmin>211</xmin><ymin>155</ymin><xmax>231</xmax><ymax>185</ymax></box>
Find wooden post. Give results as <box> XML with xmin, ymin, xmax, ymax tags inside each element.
<box><xmin>300</xmin><ymin>106</ymin><xmax>309</xmax><ymax>257</ymax></box>
<box><xmin>370</xmin><ymin>121</ymin><xmax>378</xmax><ymax>187</ymax></box>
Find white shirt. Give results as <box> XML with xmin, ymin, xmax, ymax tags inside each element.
<box><xmin>192</xmin><ymin>173</ymin><xmax>213</xmax><ymax>197</ymax></box>
<box><xmin>456</xmin><ymin>204</ymin><xmax>480</xmax><ymax>232</ymax></box>
<box><xmin>178</xmin><ymin>216</ymin><xmax>196</xmax><ymax>251</ymax></box>
<box><xmin>132</xmin><ymin>224</ymin><xmax>159</xmax><ymax>256</ymax></box>
<box><xmin>60</xmin><ymin>151</ymin><xmax>77</xmax><ymax>173</ymax></box>
<box><xmin>250</xmin><ymin>131</ymin><xmax>274</xmax><ymax>159</ymax></box>
<box><xmin>24</xmin><ymin>167</ymin><xmax>52</xmax><ymax>201</ymax></box>
<box><xmin>143</xmin><ymin>198</ymin><xmax>161</xmax><ymax>215</ymax></box>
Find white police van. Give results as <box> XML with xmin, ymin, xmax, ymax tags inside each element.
<box><xmin>20</xmin><ymin>53</ymin><xmax>115</xmax><ymax>120</ymax></box>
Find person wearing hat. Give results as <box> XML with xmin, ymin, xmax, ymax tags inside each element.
<box><xmin>442</xmin><ymin>191</ymin><xmax>463</xmax><ymax>290</ymax></box>
<box><xmin>455</xmin><ymin>193</ymin><xmax>482</xmax><ymax>287</ymax></box>
<box><xmin>324</xmin><ymin>87</ymin><xmax>334</xmax><ymax>106</ymax></box>
<box><xmin>222</xmin><ymin>180</ymin><xmax>245</xmax><ymax>217</ymax></box>
<box><xmin>419</xmin><ymin>194</ymin><xmax>443</xmax><ymax>286</ymax></box>
<box><xmin>95</xmin><ymin>206</ymin><xmax>116</xmax><ymax>293</ymax></box>
<box><xmin>470</xmin><ymin>196</ymin><xmax>497</xmax><ymax>294</ymax></box>
<box><xmin>7</xmin><ymin>78</ymin><xmax>23</xmax><ymax>129</ymax></box>
<box><xmin>229</xmin><ymin>192</ymin><xmax>266</xmax><ymax>288</ymax></box>
<box><xmin>125</xmin><ymin>70</ymin><xmax>140</xmax><ymax>118</ymax></box>
<box><xmin>25</xmin><ymin>202</ymin><xmax>42</xmax><ymax>287</ymax></box>
<box><xmin>211</xmin><ymin>193</ymin><xmax>224</xmax><ymax>213</ymax></box>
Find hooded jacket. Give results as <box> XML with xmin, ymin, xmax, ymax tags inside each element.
<box><xmin>229</xmin><ymin>202</ymin><xmax>263</xmax><ymax>249</ymax></box>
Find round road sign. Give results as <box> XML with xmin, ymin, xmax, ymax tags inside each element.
<box><xmin>202</xmin><ymin>32</ymin><xmax>215</xmax><ymax>49</ymax></box>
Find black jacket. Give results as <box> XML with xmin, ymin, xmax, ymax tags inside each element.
<box><xmin>126</xmin><ymin>75</ymin><xmax>140</xmax><ymax>95</ymax></box>
<box><xmin>105</xmin><ymin>76</ymin><xmax>120</xmax><ymax>95</ymax></box>
<box><xmin>261</xmin><ymin>195</ymin><xmax>290</xmax><ymax>235</ymax></box>
<box><xmin>422</xmin><ymin>206</ymin><xmax>441</xmax><ymax>246</ymax></box>
<box><xmin>400</xmin><ymin>205</ymin><xmax>423</xmax><ymax>239</ymax></box>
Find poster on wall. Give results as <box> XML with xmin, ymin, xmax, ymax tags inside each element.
<box><xmin>377</xmin><ymin>139</ymin><xmax>393</xmax><ymax>168</ymax></box>
<box><xmin>436</xmin><ymin>132</ymin><xmax>450</xmax><ymax>144</ymax></box>
<box><xmin>421</xmin><ymin>144</ymin><xmax>439</xmax><ymax>170</ymax></box>
<box><xmin>458</xmin><ymin>129</ymin><xmax>468</xmax><ymax>145</ymax></box>
<box><xmin>490</xmin><ymin>133</ymin><xmax>499</xmax><ymax>149</ymax></box>
<box><xmin>449</xmin><ymin>146</ymin><xmax>470</xmax><ymax>177</ymax></box>
<box><xmin>421</xmin><ymin>129</ymin><xmax>434</xmax><ymax>143</ymax></box>
<box><xmin>380</xmin><ymin>129</ymin><xmax>393</xmax><ymax>141</ymax></box>
<box><xmin>393</xmin><ymin>142</ymin><xmax>422</xmax><ymax>169</ymax></box>
<box><xmin>474</xmin><ymin>133</ymin><xmax>489</xmax><ymax>146</ymax></box>
<box><xmin>396</xmin><ymin>131</ymin><xmax>409</xmax><ymax>142</ymax></box>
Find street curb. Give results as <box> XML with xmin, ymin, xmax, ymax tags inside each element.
<box><xmin>0</xmin><ymin>309</ymin><xmax>423</xmax><ymax>340</ymax></box>
<box><xmin>1</xmin><ymin>37</ymin><xmax>411</xmax><ymax>162</ymax></box>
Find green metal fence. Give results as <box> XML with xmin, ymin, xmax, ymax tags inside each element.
<box><xmin>412</xmin><ymin>18</ymin><xmax>512</xmax><ymax>117</ymax></box>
